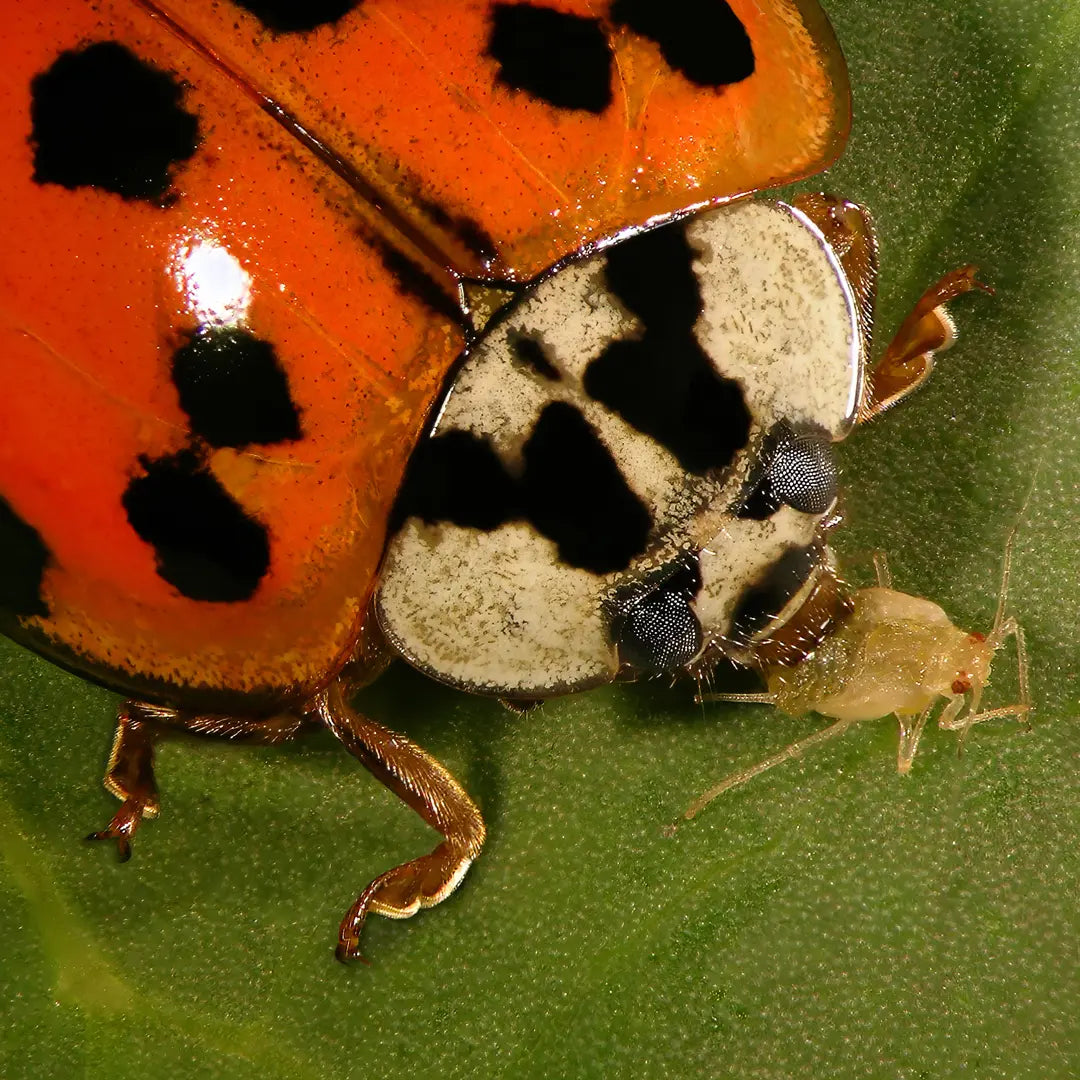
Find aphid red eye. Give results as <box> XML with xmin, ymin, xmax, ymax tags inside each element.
<box><xmin>951</xmin><ymin>676</ymin><xmax>972</xmax><ymax>695</ymax></box>
<box><xmin>969</xmin><ymin>631</ymin><xmax>987</xmax><ymax>643</ymax></box>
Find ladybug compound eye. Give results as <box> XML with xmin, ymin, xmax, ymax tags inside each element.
<box><xmin>613</xmin><ymin>560</ymin><xmax>704</xmax><ymax>676</ymax></box>
<box><xmin>617</xmin><ymin>589</ymin><xmax>703</xmax><ymax>675</ymax></box>
<box><xmin>737</xmin><ymin>420</ymin><xmax>838</xmax><ymax>519</ymax></box>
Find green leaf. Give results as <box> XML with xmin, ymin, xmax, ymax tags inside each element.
<box><xmin>2</xmin><ymin>3</ymin><xmax>1077</xmax><ymax>1078</ymax></box>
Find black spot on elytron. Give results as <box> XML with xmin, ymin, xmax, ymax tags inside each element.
<box><xmin>373</xmin><ymin>238</ymin><xmax>466</xmax><ymax>326</ymax></box>
<box><xmin>123</xmin><ymin>450</ymin><xmax>270</xmax><ymax>602</ymax></box>
<box><xmin>488</xmin><ymin>4</ymin><xmax>612</xmax><ymax>114</ymax></box>
<box><xmin>508</xmin><ymin>330</ymin><xmax>561</xmax><ymax>381</ymax></box>
<box><xmin>172</xmin><ymin>327</ymin><xmax>302</xmax><ymax>449</ymax></box>
<box><xmin>228</xmin><ymin>0</ymin><xmax>361</xmax><ymax>32</ymax></box>
<box><xmin>614</xmin><ymin>558</ymin><xmax>703</xmax><ymax>674</ymax></box>
<box><xmin>392</xmin><ymin>403</ymin><xmax>652</xmax><ymax>575</ymax></box>
<box><xmin>611</xmin><ymin>0</ymin><xmax>754</xmax><ymax>86</ymax></box>
<box><xmin>730</xmin><ymin>544</ymin><xmax>820</xmax><ymax>643</ymax></box>
<box><xmin>737</xmin><ymin>421</ymin><xmax>838</xmax><ymax>519</ymax></box>
<box><xmin>584</xmin><ymin>221</ymin><xmax>751</xmax><ymax>474</ymax></box>
<box><xmin>0</xmin><ymin>496</ymin><xmax>51</xmax><ymax>618</ymax></box>
<box><xmin>391</xmin><ymin>429</ymin><xmax>519</xmax><ymax>534</ymax></box>
<box><xmin>522</xmin><ymin>402</ymin><xmax>651</xmax><ymax>574</ymax></box>
<box><xmin>30</xmin><ymin>41</ymin><xmax>198</xmax><ymax>204</ymax></box>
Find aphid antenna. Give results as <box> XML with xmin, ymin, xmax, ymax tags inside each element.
<box><xmin>940</xmin><ymin>465</ymin><xmax>1040</xmax><ymax>746</ymax></box>
<box><xmin>683</xmin><ymin>715</ymin><xmax>856</xmax><ymax>821</ymax></box>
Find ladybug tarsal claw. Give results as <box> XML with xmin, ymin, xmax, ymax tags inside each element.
<box><xmin>84</xmin><ymin>829</ymin><xmax>132</xmax><ymax>861</ymax></box>
<box><xmin>335</xmin><ymin>935</ymin><xmax>371</xmax><ymax>966</ymax></box>
<box><xmin>86</xmin><ymin>796</ymin><xmax>148</xmax><ymax>861</ymax></box>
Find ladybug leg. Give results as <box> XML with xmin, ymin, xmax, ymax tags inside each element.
<box><xmin>859</xmin><ymin>265</ymin><xmax>993</xmax><ymax>422</ymax></box>
<box><xmin>86</xmin><ymin>701</ymin><xmax>167</xmax><ymax>861</ymax></box>
<box><xmin>792</xmin><ymin>193</ymin><xmax>879</xmax><ymax>361</ymax></box>
<box><xmin>314</xmin><ymin>680</ymin><xmax>485</xmax><ymax>963</ymax></box>
<box><xmin>87</xmin><ymin>703</ymin><xmax>308</xmax><ymax>859</ymax></box>
<box><xmin>792</xmin><ymin>193</ymin><xmax>992</xmax><ymax>423</ymax></box>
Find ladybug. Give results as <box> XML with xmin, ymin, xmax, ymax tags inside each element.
<box><xmin>0</xmin><ymin>1</ymin><xmax>1025</xmax><ymax>963</ymax></box>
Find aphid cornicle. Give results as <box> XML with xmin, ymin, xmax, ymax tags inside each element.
<box><xmin>0</xmin><ymin>1</ymin><xmax>1027</xmax><ymax>963</ymax></box>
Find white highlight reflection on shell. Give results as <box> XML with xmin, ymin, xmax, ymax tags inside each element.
<box><xmin>171</xmin><ymin>236</ymin><xmax>252</xmax><ymax>326</ymax></box>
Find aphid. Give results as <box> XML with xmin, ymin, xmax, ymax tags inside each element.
<box><xmin>684</xmin><ymin>519</ymin><xmax>1032</xmax><ymax>820</ymax></box>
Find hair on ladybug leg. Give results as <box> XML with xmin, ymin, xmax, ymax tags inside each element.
<box><xmin>685</xmin><ymin>512</ymin><xmax>1032</xmax><ymax>821</ymax></box>
<box><xmin>315</xmin><ymin>681</ymin><xmax>485</xmax><ymax>964</ymax></box>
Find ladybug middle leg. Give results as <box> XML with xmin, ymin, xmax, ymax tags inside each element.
<box><xmin>88</xmin><ymin>616</ymin><xmax>485</xmax><ymax>961</ymax></box>
<box><xmin>314</xmin><ymin>680</ymin><xmax>486</xmax><ymax>964</ymax></box>
<box><xmin>87</xmin><ymin>703</ymin><xmax>307</xmax><ymax>860</ymax></box>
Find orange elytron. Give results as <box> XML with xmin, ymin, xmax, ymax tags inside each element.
<box><xmin>0</xmin><ymin>0</ymin><xmax>849</xmax><ymax>959</ymax></box>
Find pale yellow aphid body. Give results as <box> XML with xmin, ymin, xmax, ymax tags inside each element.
<box><xmin>686</xmin><ymin>529</ymin><xmax>1031</xmax><ymax>820</ymax></box>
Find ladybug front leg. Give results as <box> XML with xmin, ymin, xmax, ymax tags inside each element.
<box><xmin>791</xmin><ymin>193</ymin><xmax>991</xmax><ymax>423</ymax></box>
<box><xmin>859</xmin><ymin>265</ymin><xmax>992</xmax><ymax>422</ymax></box>
<box><xmin>314</xmin><ymin>681</ymin><xmax>485</xmax><ymax>963</ymax></box>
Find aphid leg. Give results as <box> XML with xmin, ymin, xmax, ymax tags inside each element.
<box><xmin>316</xmin><ymin>680</ymin><xmax>485</xmax><ymax>964</ymax></box>
<box><xmin>695</xmin><ymin>690</ymin><xmax>776</xmax><ymax>706</ymax></box>
<box><xmin>684</xmin><ymin>716</ymin><xmax>857</xmax><ymax>820</ymax></box>
<box><xmin>859</xmin><ymin>266</ymin><xmax>992</xmax><ymax>422</ymax></box>
<box><xmin>894</xmin><ymin>704</ymin><xmax>939</xmax><ymax>775</ymax></box>
<box><xmin>87</xmin><ymin>703</ymin><xmax>307</xmax><ymax>859</ymax></box>
<box><xmin>871</xmin><ymin>550</ymin><xmax>893</xmax><ymax>589</ymax></box>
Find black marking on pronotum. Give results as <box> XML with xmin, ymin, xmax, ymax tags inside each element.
<box><xmin>391</xmin><ymin>430</ymin><xmax>518</xmax><ymax>534</ymax></box>
<box><xmin>123</xmin><ymin>449</ymin><xmax>270</xmax><ymax>603</ymax></box>
<box><xmin>508</xmin><ymin>330</ymin><xmax>561</xmax><ymax>381</ymax></box>
<box><xmin>0</xmin><ymin>495</ymin><xmax>52</xmax><ymax>618</ymax></box>
<box><xmin>30</xmin><ymin>41</ymin><xmax>199</xmax><ymax>203</ymax></box>
<box><xmin>392</xmin><ymin>403</ymin><xmax>651</xmax><ymax>575</ymax></box>
<box><xmin>228</xmin><ymin>0</ymin><xmax>361</xmax><ymax>33</ymax></box>
<box><xmin>172</xmin><ymin>327</ymin><xmax>302</xmax><ymax>449</ymax></box>
<box><xmin>372</xmin><ymin>237</ymin><xmax>466</xmax><ymax>325</ymax></box>
<box><xmin>584</xmin><ymin>220</ymin><xmax>751</xmax><ymax>474</ymax></box>
<box><xmin>613</xmin><ymin>557</ymin><xmax>703</xmax><ymax>674</ymax></box>
<box><xmin>522</xmin><ymin>401</ymin><xmax>651</xmax><ymax>573</ymax></box>
<box><xmin>730</xmin><ymin>544</ymin><xmax>820</xmax><ymax>643</ymax></box>
<box><xmin>488</xmin><ymin>4</ymin><xmax>612</xmax><ymax>114</ymax></box>
<box><xmin>611</xmin><ymin>0</ymin><xmax>754</xmax><ymax>86</ymax></box>
<box><xmin>737</xmin><ymin>421</ymin><xmax>838</xmax><ymax>519</ymax></box>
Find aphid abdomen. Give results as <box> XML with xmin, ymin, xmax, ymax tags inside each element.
<box><xmin>765</xmin><ymin>587</ymin><xmax>968</xmax><ymax>722</ymax></box>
